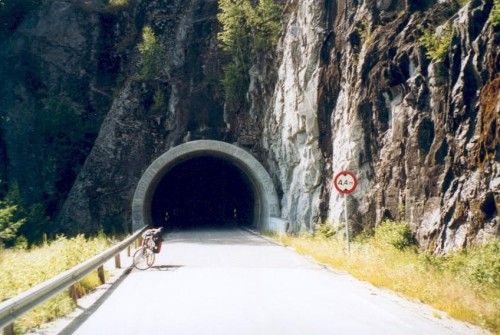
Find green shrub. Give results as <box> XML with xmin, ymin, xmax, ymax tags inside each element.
<box><xmin>314</xmin><ymin>222</ymin><xmax>336</xmax><ymax>239</ymax></box>
<box><xmin>355</xmin><ymin>19</ymin><xmax>372</xmax><ymax>46</ymax></box>
<box><xmin>3</xmin><ymin>183</ymin><xmax>50</xmax><ymax>245</ymax></box>
<box><xmin>152</xmin><ymin>88</ymin><xmax>167</xmax><ymax>113</ymax></box>
<box><xmin>419</xmin><ymin>23</ymin><xmax>454</xmax><ymax>61</ymax></box>
<box><xmin>461</xmin><ymin>241</ymin><xmax>500</xmax><ymax>288</ymax></box>
<box><xmin>217</xmin><ymin>0</ymin><xmax>282</xmax><ymax>111</ymax></box>
<box><xmin>221</xmin><ymin>61</ymin><xmax>250</xmax><ymax>111</ymax></box>
<box><xmin>108</xmin><ymin>0</ymin><xmax>128</xmax><ymax>7</ymax></box>
<box><xmin>374</xmin><ymin>220</ymin><xmax>416</xmax><ymax>250</ymax></box>
<box><xmin>491</xmin><ymin>0</ymin><xmax>500</xmax><ymax>26</ymax></box>
<box><xmin>0</xmin><ymin>201</ymin><xmax>25</xmax><ymax>247</ymax></box>
<box><xmin>138</xmin><ymin>26</ymin><xmax>167</xmax><ymax>80</ymax></box>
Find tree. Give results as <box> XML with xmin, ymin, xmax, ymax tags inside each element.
<box><xmin>217</xmin><ymin>0</ymin><xmax>283</xmax><ymax>111</ymax></box>
<box><xmin>0</xmin><ymin>187</ymin><xmax>26</xmax><ymax>246</ymax></box>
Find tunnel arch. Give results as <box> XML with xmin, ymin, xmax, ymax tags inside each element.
<box><xmin>132</xmin><ymin>140</ymin><xmax>282</xmax><ymax>232</ymax></box>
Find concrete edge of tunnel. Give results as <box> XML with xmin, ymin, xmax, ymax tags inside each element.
<box><xmin>132</xmin><ymin>140</ymin><xmax>282</xmax><ymax>233</ymax></box>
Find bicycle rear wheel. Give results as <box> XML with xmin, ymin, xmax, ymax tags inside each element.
<box><xmin>133</xmin><ymin>247</ymin><xmax>155</xmax><ymax>270</ymax></box>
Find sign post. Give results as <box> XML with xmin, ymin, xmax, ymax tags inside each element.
<box><xmin>333</xmin><ymin>171</ymin><xmax>358</xmax><ymax>253</ymax></box>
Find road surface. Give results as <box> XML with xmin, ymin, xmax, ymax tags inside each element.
<box><xmin>69</xmin><ymin>229</ymin><xmax>485</xmax><ymax>335</ymax></box>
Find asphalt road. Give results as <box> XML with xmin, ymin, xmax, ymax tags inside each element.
<box><xmin>70</xmin><ymin>229</ymin><xmax>485</xmax><ymax>335</ymax></box>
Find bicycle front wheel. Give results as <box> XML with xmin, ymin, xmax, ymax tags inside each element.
<box><xmin>133</xmin><ymin>247</ymin><xmax>155</xmax><ymax>270</ymax></box>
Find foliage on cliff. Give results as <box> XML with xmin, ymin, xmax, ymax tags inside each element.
<box><xmin>492</xmin><ymin>0</ymin><xmax>500</xmax><ymax>25</ymax></box>
<box><xmin>138</xmin><ymin>26</ymin><xmax>167</xmax><ymax>80</ymax></box>
<box><xmin>217</xmin><ymin>0</ymin><xmax>282</xmax><ymax>111</ymax></box>
<box><xmin>420</xmin><ymin>23</ymin><xmax>454</xmax><ymax>61</ymax></box>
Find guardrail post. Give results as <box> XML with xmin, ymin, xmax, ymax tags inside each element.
<box><xmin>127</xmin><ymin>245</ymin><xmax>131</xmax><ymax>257</ymax></box>
<box><xmin>3</xmin><ymin>323</ymin><xmax>14</xmax><ymax>335</ymax></box>
<box><xmin>97</xmin><ymin>266</ymin><xmax>105</xmax><ymax>284</ymax></box>
<box><xmin>114</xmin><ymin>254</ymin><xmax>121</xmax><ymax>269</ymax></box>
<box><xmin>68</xmin><ymin>284</ymin><xmax>84</xmax><ymax>302</ymax></box>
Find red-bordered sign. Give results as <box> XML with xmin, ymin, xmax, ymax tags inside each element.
<box><xmin>333</xmin><ymin>171</ymin><xmax>358</xmax><ymax>195</ymax></box>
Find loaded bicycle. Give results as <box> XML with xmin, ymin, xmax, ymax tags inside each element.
<box><xmin>133</xmin><ymin>227</ymin><xmax>163</xmax><ymax>270</ymax></box>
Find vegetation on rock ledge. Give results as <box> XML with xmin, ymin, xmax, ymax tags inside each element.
<box><xmin>138</xmin><ymin>26</ymin><xmax>168</xmax><ymax>81</ymax></box>
<box><xmin>217</xmin><ymin>0</ymin><xmax>283</xmax><ymax>112</ymax></box>
<box><xmin>420</xmin><ymin>23</ymin><xmax>454</xmax><ymax>62</ymax></box>
<box><xmin>491</xmin><ymin>0</ymin><xmax>500</xmax><ymax>26</ymax></box>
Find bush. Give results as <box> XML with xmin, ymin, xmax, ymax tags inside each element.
<box><xmin>138</xmin><ymin>26</ymin><xmax>167</xmax><ymax>80</ymax></box>
<box><xmin>108</xmin><ymin>0</ymin><xmax>128</xmax><ymax>7</ymax></box>
<box><xmin>314</xmin><ymin>222</ymin><xmax>337</xmax><ymax>239</ymax></box>
<box><xmin>3</xmin><ymin>183</ymin><xmax>50</xmax><ymax>245</ymax></box>
<box><xmin>221</xmin><ymin>61</ymin><xmax>250</xmax><ymax>111</ymax></box>
<box><xmin>419</xmin><ymin>23</ymin><xmax>454</xmax><ymax>61</ymax></box>
<box><xmin>461</xmin><ymin>241</ymin><xmax>500</xmax><ymax>288</ymax></box>
<box><xmin>217</xmin><ymin>0</ymin><xmax>282</xmax><ymax>111</ymax></box>
<box><xmin>491</xmin><ymin>0</ymin><xmax>500</xmax><ymax>26</ymax></box>
<box><xmin>0</xmin><ymin>201</ymin><xmax>25</xmax><ymax>247</ymax></box>
<box><xmin>374</xmin><ymin>220</ymin><xmax>416</xmax><ymax>250</ymax></box>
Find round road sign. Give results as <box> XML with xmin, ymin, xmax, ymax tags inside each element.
<box><xmin>333</xmin><ymin>171</ymin><xmax>358</xmax><ymax>195</ymax></box>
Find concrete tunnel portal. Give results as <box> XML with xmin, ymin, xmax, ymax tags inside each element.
<box><xmin>132</xmin><ymin>140</ymin><xmax>283</xmax><ymax>232</ymax></box>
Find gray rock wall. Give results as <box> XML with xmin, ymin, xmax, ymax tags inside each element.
<box><xmin>57</xmin><ymin>0</ymin><xmax>228</xmax><ymax>234</ymax></box>
<box><xmin>256</xmin><ymin>0</ymin><xmax>498</xmax><ymax>252</ymax></box>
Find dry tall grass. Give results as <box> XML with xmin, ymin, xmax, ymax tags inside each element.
<box><xmin>274</xmin><ymin>223</ymin><xmax>499</xmax><ymax>333</ymax></box>
<box><xmin>0</xmin><ymin>234</ymin><xmax>113</xmax><ymax>334</ymax></box>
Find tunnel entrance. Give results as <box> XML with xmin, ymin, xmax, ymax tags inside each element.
<box><xmin>132</xmin><ymin>140</ymin><xmax>282</xmax><ymax>233</ymax></box>
<box><xmin>151</xmin><ymin>156</ymin><xmax>255</xmax><ymax>230</ymax></box>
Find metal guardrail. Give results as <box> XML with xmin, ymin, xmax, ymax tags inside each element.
<box><xmin>0</xmin><ymin>227</ymin><xmax>147</xmax><ymax>331</ymax></box>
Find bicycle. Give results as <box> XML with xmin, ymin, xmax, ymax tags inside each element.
<box><xmin>133</xmin><ymin>227</ymin><xmax>163</xmax><ymax>270</ymax></box>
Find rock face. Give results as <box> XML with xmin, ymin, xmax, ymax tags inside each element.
<box><xmin>0</xmin><ymin>1</ymin><xmax>110</xmax><ymax>209</ymax></box>
<box><xmin>259</xmin><ymin>0</ymin><xmax>326</xmax><ymax>232</ymax></box>
<box><xmin>256</xmin><ymin>0</ymin><xmax>499</xmax><ymax>252</ymax></box>
<box><xmin>1</xmin><ymin>0</ymin><xmax>497</xmax><ymax>251</ymax></box>
<box><xmin>58</xmin><ymin>0</ymin><xmax>227</xmax><ymax>233</ymax></box>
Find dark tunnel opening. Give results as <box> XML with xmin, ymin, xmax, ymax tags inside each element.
<box><xmin>151</xmin><ymin>156</ymin><xmax>255</xmax><ymax>230</ymax></box>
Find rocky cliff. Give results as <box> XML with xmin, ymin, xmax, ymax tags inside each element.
<box><xmin>257</xmin><ymin>0</ymin><xmax>499</xmax><ymax>252</ymax></box>
<box><xmin>1</xmin><ymin>0</ymin><xmax>497</xmax><ymax>251</ymax></box>
<box><xmin>56</xmin><ymin>0</ymin><xmax>228</xmax><ymax>233</ymax></box>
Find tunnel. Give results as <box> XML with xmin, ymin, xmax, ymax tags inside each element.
<box><xmin>132</xmin><ymin>140</ymin><xmax>283</xmax><ymax>233</ymax></box>
<box><xmin>150</xmin><ymin>156</ymin><xmax>255</xmax><ymax>230</ymax></box>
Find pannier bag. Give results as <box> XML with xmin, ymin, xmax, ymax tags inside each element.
<box><xmin>152</xmin><ymin>233</ymin><xmax>163</xmax><ymax>253</ymax></box>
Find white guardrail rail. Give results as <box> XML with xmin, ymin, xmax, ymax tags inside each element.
<box><xmin>0</xmin><ymin>227</ymin><xmax>147</xmax><ymax>332</ymax></box>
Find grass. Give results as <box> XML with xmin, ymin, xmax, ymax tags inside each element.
<box><xmin>108</xmin><ymin>0</ymin><xmax>128</xmax><ymax>7</ymax></box>
<box><xmin>0</xmin><ymin>234</ymin><xmax>114</xmax><ymax>334</ymax></box>
<box><xmin>491</xmin><ymin>0</ymin><xmax>500</xmax><ymax>26</ymax></box>
<box><xmin>271</xmin><ymin>222</ymin><xmax>499</xmax><ymax>333</ymax></box>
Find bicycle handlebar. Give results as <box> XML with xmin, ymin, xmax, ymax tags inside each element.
<box><xmin>142</xmin><ymin>227</ymin><xmax>163</xmax><ymax>237</ymax></box>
